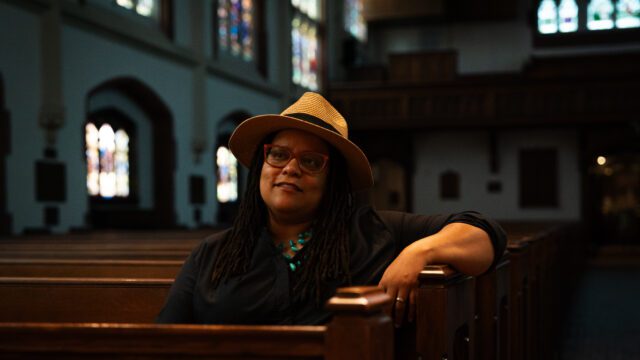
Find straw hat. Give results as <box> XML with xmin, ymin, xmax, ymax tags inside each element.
<box><xmin>228</xmin><ymin>92</ymin><xmax>373</xmax><ymax>190</ymax></box>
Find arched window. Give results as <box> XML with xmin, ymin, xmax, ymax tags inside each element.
<box><xmin>115</xmin><ymin>0</ymin><xmax>161</xmax><ymax>20</ymax></box>
<box><xmin>587</xmin><ymin>0</ymin><xmax>615</xmax><ymax>30</ymax></box>
<box><xmin>215</xmin><ymin>112</ymin><xmax>247</xmax><ymax>224</ymax></box>
<box><xmin>536</xmin><ymin>0</ymin><xmax>639</xmax><ymax>36</ymax></box>
<box><xmin>217</xmin><ymin>0</ymin><xmax>255</xmax><ymax>61</ymax></box>
<box><xmin>86</xmin><ymin>77</ymin><xmax>174</xmax><ymax>229</ymax></box>
<box><xmin>86</xmin><ymin>122</ymin><xmax>131</xmax><ymax>199</ymax></box>
<box><xmin>216</xmin><ymin>145</ymin><xmax>238</xmax><ymax>203</ymax></box>
<box><xmin>110</xmin><ymin>0</ymin><xmax>173</xmax><ymax>38</ymax></box>
<box><xmin>345</xmin><ymin>0</ymin><xmax>367</xmax><ymax>41</ymax></box>
<box><xmin>617</xmin><ymin>0</ymin><xmax>640</xmax><ymax>28</ymax></box>
<box><xmin>292</xmin><ymin>0</ymin><xmax>322</xmax><ymax>91</ymax></box>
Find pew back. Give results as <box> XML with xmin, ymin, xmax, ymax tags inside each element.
<box><xmin>0</xmin><ymin>259</ymin><xmax>183</xmax><ymax>278</ymax></box>
<box><xmin>0</xmin><ymin>286</ymin><xmax>393</xmax><ymax>360</ymax></box>
<box><xmin>0</xmin><ymin>277</ymin><xmax>172</xmax><ymax>323</ymax></box>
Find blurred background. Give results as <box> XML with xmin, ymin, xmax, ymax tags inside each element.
<box><xmin>1</xmin><ymin>0</ymin><xmax>638</xmax><ymax>238</ymax></box>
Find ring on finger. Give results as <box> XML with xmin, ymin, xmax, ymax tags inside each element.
<box><xmin>396</xmin><ymin>297</ymin><xmax>405</xmax><ymax>303</ymax></box>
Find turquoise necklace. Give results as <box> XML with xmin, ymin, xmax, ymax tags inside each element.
<box><xmin>277</xmin><ymin>230</ymin><xmax>312</xmax><ymax>272</ymax></box>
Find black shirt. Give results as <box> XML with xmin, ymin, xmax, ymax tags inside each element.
<box><xmin>156</xmin><ymin>206</ymin><xmax>506</xmax><ymax>325</ymax></box>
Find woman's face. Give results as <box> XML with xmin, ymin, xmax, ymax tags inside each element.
<box><xmin>260</xmin><ymin>129</ymin><xmax>330</xmax><ymax>224</ymax></box>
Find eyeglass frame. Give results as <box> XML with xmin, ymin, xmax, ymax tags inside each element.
<box><xmin>263</xmin><ymin>144</ymin><xmax>330</xmax><ymax>175</ymax></box>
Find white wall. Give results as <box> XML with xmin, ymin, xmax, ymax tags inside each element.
<box><xmin>413</xmin><ymin>129</ymin><xmax>581</xmax><ymax>221</ymax></box>
<box><xmin>62</xmin><ymin>24</ymin><xmax>195</xmax><ymax>230</ymax></box>
<box><xmin>0</xmin><ymin>0</ymin><xmax>290</xmax><ymax>234</ymax></box>
<box><xmin>0</xmin><ymin>3</ymin><xmax>42</xmax><ymax>234</ymax></box>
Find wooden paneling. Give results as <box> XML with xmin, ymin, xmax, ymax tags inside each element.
<box><xmin>389</xmin><ymin>51</ymin><xmax>457</xmax><ymax>84</ymax></box>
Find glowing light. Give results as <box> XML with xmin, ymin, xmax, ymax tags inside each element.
<box><xmin>597</xmin><ymin>156</ymin><xmax>607</xmax><ymax>165</ymax></box>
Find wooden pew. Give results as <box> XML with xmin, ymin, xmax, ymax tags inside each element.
<box><xmin>475</xmin><ymin>254</ymin><xmax>510</xmax><ymax>360</ymax></box>
<box><xmin>522</xmin><ymin>224</ymin><xmax>586</xmax><ymax>360</ymax></box>
<box><xmin>0</xmin><ymin>229</ymin><xmax>214</xmax><ymax>244</ymax></box>
<box><xmin>0</xmin><ymin>229</ymin><xmax>207</xmax><ymax>258</ymax></box>
<box><xmin>0</xmin><ymin>249</ymin><xmax>191</xmax><ymax>260</ymax></box>
<box><xmin>0</xmin><ymin>230</ymin><xmax>204</xmax><ymax>260</ymax></box>
<box><xmin>507</xmin><ymin>239</ymin><xmax>531</xmax><ymax>360</ymax></box>
<box><xmin>0</xmin><ymin>259</ymin><xmax>183</xmax><ymax>278</ymax></box>
<box><xmin>1</xmin><ymin>225</ymin><xmax>582</xmax><ymax>360</ymax></box>
<box><xmin>416</xmin><ymin>265</ymin><xmax>476</xmax><ymax>360</ymax></box>
<box><xmin>0</xmin><ymin>286</ymin><xmax>392</xmax><ymax>360</ymax></box>
<box><xmin>0</xmin><ymin>277</ymin><xmax>172</xmax><ymax>323</ymax></box>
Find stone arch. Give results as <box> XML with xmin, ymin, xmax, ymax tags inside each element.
<box><xmin>214</xmin><ymin>110</ymin><xmax>250</xmax><ymax>224</ymax></box>
<box><xmin>85</xmin><ymin>77</ymin><xmax>175</xmax><ymax>229</ymax></box>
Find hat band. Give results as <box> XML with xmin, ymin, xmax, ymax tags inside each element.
<box><xmin>284</xmin><ymin>113</ymin><xmax>341</xmax><ymax>136</ymax></box>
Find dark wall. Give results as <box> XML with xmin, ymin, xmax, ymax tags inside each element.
<box><xmin>0</xmin><ymin>73</ymin><xmax>11</xmax><ymax>236</ymax></box>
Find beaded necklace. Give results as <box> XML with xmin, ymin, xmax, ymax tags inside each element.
<box><xmin>277</xmin><ymin>230</ymin><xmax>312</xmax><ymax>272</ymax></box>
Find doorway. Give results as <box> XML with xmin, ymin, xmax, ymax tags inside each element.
<box><xmin>591</xmin><ymin>153</ymin><xmax>640</xmax><ymax>244</ymax></box>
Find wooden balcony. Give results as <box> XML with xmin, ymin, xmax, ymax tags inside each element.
<box><xmin>330</xmin><ymin>53</ymin><xmax>640</xmax><ymax>131</ymax></box>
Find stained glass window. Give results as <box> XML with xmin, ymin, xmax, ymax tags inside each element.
<box><xmin>559</xmin><ymin>0</ymin><xmax>579</xmax><ymax>32</ymax></box>
<box><xmin>86</xmin><ymin>122</ymin><xmax>130</xmax><ymax>199</ymax></box>
<box><xmin>588</xmin><ymin>0</ymin><xmax>615</xmax><ymax>30</ymax></box>
<box><xmin>216</xmin><ymin>146</ymin><xmax>238</xmax><ymax>203</ymax></box>
<box><xmin>345</xmin><ymin>0</ymin><xmax>367</xmax><ymax>41</ymax></box>
<box><xmin>217</xmin><ymin>0</ymin><xmax>254</xmax><ymax>61</ymax></box>
<box><xmin>616</xmin><ymin>0</ymin><xmax>640</xmax><ymax>28</ymax></box>
<box><xmin>293</xmin><ymin>0</ymin><xmax>320</xmax><ymax>20</ymax></box>
<box><xmin>115</xmin><ymin>0</ymin><xmax>160</xmax><ymax>20</ymax></box>
<box><xmin>114</xmin><ymin>129</ymin><xmax>130</xmax><ymax>197</ymax></box>
<box><xmin>538</xmin><ymin>0</ymin><xmax>559</xmax><ymax>34</ymax></box>
<box><xmin>86</xmin><ymin>123</ymin><xmax>100</xmax><ymax>196</ymax></box>
<box><xmin>292</xmin><ymin>0</ymin><xmax>321</xmax><ymax>91</ymax></box>
<box><xmin>537</xmin><ymin>0</ymin><xmax>640</xmax><ymax>36</ymax></box>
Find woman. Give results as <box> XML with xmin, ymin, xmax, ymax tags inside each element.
<box><xmin>157</xmin><ymin>92</ymin><xmax>506</xmax><ymax>327</ymax></box>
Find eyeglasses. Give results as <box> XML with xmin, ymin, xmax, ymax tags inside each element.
<box><xmin>263</xmin><ymin>144</ymin><xmax>329</xmax><ymax>174</ymax></box>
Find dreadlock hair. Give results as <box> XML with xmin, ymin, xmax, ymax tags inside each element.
<box><xmin>210</xmin><ymin>133</ymin><xmax>355</xmax><ymax>304</ymax></box>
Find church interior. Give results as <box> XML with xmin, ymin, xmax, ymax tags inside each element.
<box><xmin>0</xmin><ymin>0</ymin><xmax>639</xmax><ymax>358</ymax></box>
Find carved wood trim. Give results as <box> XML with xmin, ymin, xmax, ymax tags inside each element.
<box><xmin>330</xmin><ymin>75</ymin><xmax>640</xmax><ymax>130</ymax></box>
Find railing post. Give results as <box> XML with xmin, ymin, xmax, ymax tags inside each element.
<box><xmin>325</xmin><ymin>286</ymin><xmax>393</xmax><ymax>360</ymax></box>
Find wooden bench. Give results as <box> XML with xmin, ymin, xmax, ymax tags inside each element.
<box><xmin>0</xmin><ymin>225</ymin><xmax>584</xmax><ymax>359</ymax></box>
<box><xmin>507</xmin><ymin>238</ymin><xmax>532</xmax><ymax>360</ymax></box>
<box><xmin>475</xmin><ymin>254</ymin><xmax>510</xmax><ymax>360</ymax></box>
<box><xmin>0</xmin><ymin>286</ymin><xmax>393</xmax><ymax>360</ymax></box>
<box><xmin>0</xmin><ymin>231</ymin><xmax>204</xmax><ymax>260</ymax></box>
<box><xmin>0</xmin><ymin>229</ymin><xmax>214</xmax><ymax>244</ymax></box>
<box><xmin>0</xmin><ymin>277</ymin><xmax>172</xmax><ymax>323</ymax></box>
<box><xmin>394</xmin><ymin>264</ymin><xmax>476</xmax><ymax>360</ymax></box>
<box><xmin>417</xmin><ymin>265</ymin><xmax>476</xmax><ymax>360</ymax></box>
<box><xmin>0</xmin><ymin>259</ymin><xmax>183</xmax><ymax>278</ymax></box>
<box><xmin>0</xmin><ymin>249</ymin><xmax>192</xmax><ymax>260</ymax></box>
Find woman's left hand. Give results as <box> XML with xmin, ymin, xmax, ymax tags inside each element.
<box><xmin>378</xmin><ymin>241</ymin><xmax>431</xmax><ymax>328</ymax></box>
<box><xmin>378</xmin><ymin>223</ymin><xmax>495</xmax><ymax>328</ymax></box>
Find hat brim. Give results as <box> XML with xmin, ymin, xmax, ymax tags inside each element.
<box><xmin>228</xmin><ymin>114</ymin><xmax>373</xmax><ymax>191</ymax></box>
